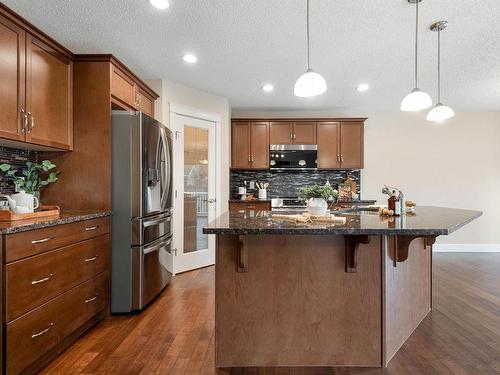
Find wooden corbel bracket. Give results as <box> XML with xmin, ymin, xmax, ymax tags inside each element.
<box><xmin>237</xmin><ymin>235</ymin><xmax>248</xmax><ymax>273</ymax></box>
<box><xmin>344</xmin><ymin>235</ymin><xmax>370</xmax><ymax>273</ymax></box>
<box><xmin>392</xmin><ymin>235</ymin><xmax>437</xmax><ymax>267</ymax></box>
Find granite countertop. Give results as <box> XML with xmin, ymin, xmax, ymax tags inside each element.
<box><xmin>203</xmin><ymin>206</ymin><xmax>482</xmax><ymax>236</ymax></box>
<box><xmin>0</xmin><ymin>211</ymin><xmax>113</xmax><ymax>234</ymax></box>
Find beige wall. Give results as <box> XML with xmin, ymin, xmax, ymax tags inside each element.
<box><xmin>146</xmin><ymin>79</ymin><xmax>231</xmax><ymax>212</ymax></box>
<box><xmin>232</xmin><ymin>110</ymin><xmax>500</xmax><ymax>246</ymax></box>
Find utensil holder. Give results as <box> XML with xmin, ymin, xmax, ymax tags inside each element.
<box><xmin>258</xmin><ymin>189</ymin><xmax>267</xmax><ymax>199</ymax></box>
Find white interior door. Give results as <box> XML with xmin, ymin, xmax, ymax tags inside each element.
<box><xmin>172</xmin><ymin>114</ymin><xmax>216</xmax><ymax>274</ymax></box>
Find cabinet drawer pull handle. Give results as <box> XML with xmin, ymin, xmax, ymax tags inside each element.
<box><xmin>31</xmin><ymin>273</ymin><xmax>54</xmax><ymax>285</ymax></box>
<box><xmin>85</xmin><ymin>294</ymin><xmax>99</xmax><ymax>304</ymax></box>
<box><xmin>31</xmin><ymin>323</ymin><xmax>54</xmax><ymax>339</ymax></box>
<box><xmin>32</xmin><ymin>237</ymin><xmax>53</xmax><ymax>244</ymax></box>
<box><xmin>85</xmin><ymin>226</ymin><xmax>98</xmax><ymax>231</ymax></box>
<box><xmin>84</xmin><ymin>256</ymin><xmax>99</xmax><ymax>262</ymax></box>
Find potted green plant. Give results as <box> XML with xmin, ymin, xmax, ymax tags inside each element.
<box><xmin>299</xmin><ymin>184</ymin><xmax>338</xmax><ymax>215</ymax></box>
<box><xmin>0</xmin><ymin>160</ymin><xmax>60</xmax><ymax>204</ymax></box>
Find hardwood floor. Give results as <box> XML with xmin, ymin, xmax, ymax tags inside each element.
<box><xmin>41</xmin><ymin>253</ymin><xmax>500</xmax><ymax>375</ymax></box>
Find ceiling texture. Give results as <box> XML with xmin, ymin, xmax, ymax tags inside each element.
<box><xmin>4</xmin><ymin>0</ymin><xmax>500</xmax><ymax>111</ymax></box>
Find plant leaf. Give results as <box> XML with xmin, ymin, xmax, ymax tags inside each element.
<box><xmin>0</xmin><ymin>164</ymin><xmax>12</xmax><ymax>172</ymax></box>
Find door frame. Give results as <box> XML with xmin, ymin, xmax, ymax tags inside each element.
<box><xmin>170</xmin><ymin>104</ymin><xmax>222</xmax><ymax>275</ymax></box>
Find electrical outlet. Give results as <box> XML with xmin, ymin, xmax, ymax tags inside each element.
<box><xmin>249</xmin><ymin>181</ymin><xmax>255</xmax><ymax>189</ymax></box>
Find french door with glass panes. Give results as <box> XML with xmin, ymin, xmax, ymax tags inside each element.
<box><xmin>172</xmin><ymin>114</ymin><xmax>216</xmax><ymax>274</ymax></box>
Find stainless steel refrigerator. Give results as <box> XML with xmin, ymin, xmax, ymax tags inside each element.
<box><xmin>111</xmin><ymin>111</ymin><xmax>173</xmax><ymax>313</ymax></box>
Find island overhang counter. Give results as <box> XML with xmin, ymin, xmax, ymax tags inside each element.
<box><xmin>203</xmin><ymin>206</ymin><xmax>482</xmax><ymax>368</ymax></box>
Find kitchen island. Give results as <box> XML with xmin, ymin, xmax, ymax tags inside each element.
<box><xmin>203</xmin><ymin>206</ymin><xmax>482</xmax><ymax>368</ymax></box>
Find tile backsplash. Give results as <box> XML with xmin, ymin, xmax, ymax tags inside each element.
<box><xmin>230</xmin><ymin>169</ymin><xmax>361</xmax><ymax>199</ymax></box>
<box><xmin>0</xmin><ymin>146</ymin><xmax>37</xmax><ymax>195</ymax></box>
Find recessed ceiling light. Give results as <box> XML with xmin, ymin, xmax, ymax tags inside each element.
<box><xmin>149</xmin><ymin>0</ymin><xmax>170</xmax><ymax>9</ymax></box>
<box><xmin>356</xmin><ymin>84</ymin><xmax>370</xmax><ymax>92</ymax></box>
<box><xmin>183</xmin><ymin>54</ymin><xmax>197</xmax><ymax>64</ymax></box>
<box><xmin>262</xmin><ymin>84</ymin><xmax>274</xmax><ymax>92</ymax></box>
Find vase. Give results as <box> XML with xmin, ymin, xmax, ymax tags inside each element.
<box><xmin>307</xmin><ymin>198</ymin><xmax>327</xmax><ymax>215</ymax></box>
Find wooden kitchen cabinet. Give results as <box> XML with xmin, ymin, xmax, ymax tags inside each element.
<box><xmin>111</xmin><ymin>64</ymin><xmax>136</xmax><ymax>109</ymax></box>
<box><xmin>269</xmin><ymin>121</ymin><xmax>315</xmax><ymax>145</ymax></box>
<box><xmin>137</xmin><ymin>88</ymin><xmax>155</xmax><ymax>117</ymax></box>
<box><xmin>25</xmin><ymin>35</ymin><xmax>73</xmax><ymax>149</ymax></box>
<box><xmin>232</xmin><ymin>118</ymin><xmax>365</xmax><ymax>170</ymax></box>
<box><xmin>229</xmin><ymin>200</ymin><xmax>271</xmax><ymax>211</ymax></box>
<box><xmin>317</xmin><ymin>121</ymin><xmax>364</xmax><ymax>169</ymax></box>
<box><xmin>231</xmin><ymin>122</ymin><xmax>251</xmax><ymax>168</ymax></box>
<box><xmin>0</xmin><ymin>14</ymin><xmax>26</xmax><ymax>142</ymax></box>
<box><xmin>111</xmin><ymin>64</ymin><xmax>156</xmax><ymax>117</ymax></box>
<box><xmin>293</xmin><ymin>122</ymin><xmax>316</xmax><ymax>144</ymax></box>
<box><xmin>0</xmin><ymin>9</ymin><xmax>73</xmax><ymax>150</ymax></box>
<box><xmin>340</xmin><ymin>121</ymin><xmax>364</xmax><ymax>169</ymax></box>
<box><xmin>317</xmin><ymin>122</ymin><xmax>341</xmax><ymax>169</ymax></box>
<box><xmin>269</xmin><ymin>122</ymin><xmax>293</xmax><ymax>144</ymax></box>
<box><xmin>2</xmin><ymin>216</ymin><xmax>111</xmax><ymax>375</ymax></box>
<box><xmin>231</xmin><ymin>121</ymin><xmax>269</xmax><ymax>169</ymax></box>
<box><xmin>250</xmin><ymin>122</ymin><xmax>269</xmax><ymax>168</ymax></box>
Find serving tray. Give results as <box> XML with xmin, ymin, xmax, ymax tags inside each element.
<box><xmin>0</xmin><ymin>206</ymin><xmax>60</xmax><ymax>222</ymax></box>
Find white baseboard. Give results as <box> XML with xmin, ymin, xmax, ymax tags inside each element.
<box><xmin>434</xmin><ymin>244</ymin><xmax>500</xmax><ymax>253</ymax></box>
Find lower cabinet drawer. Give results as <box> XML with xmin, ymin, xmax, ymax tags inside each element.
<box><xmin>5</xmin><ymin>217</ymin><xmax>111</xmax><ymax>262</ymax></box>
<box><xmin>229</xmin><ymin>201</ymin><xmax>271</xmax><ymax>211</ymax></box>
<box><xmin>6</xmin><ymin>234</ymin><xmax>110</xmax><ymax>321</ymax></box>
<box><xmin>6</xmin><ymin>272</ymin><xmax>108</xmax><ymax>375</ymax></box>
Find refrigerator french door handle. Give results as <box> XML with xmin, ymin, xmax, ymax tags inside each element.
<box><xmin>160</xmin><ymin>127</ymin><xmax>171</xmax><ymax>209</ymax></box>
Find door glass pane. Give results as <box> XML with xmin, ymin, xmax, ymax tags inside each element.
<box><xmin>184</xmin><ymin>126</ymin><xmax>209</xmax><ymax>253</ymax></box>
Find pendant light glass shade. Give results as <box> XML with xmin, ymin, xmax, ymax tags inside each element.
<box><xmin>401</xmin><ymin>88</ymin><xmax>433</xmax><ymax>111</ymax></box>
<box><xmin>401</xmin><ymin>0</ymin><xmax>432</xmax><ymax>111</ymax></box>
<box><xmin>426</xmin><ymin>103</ymin><xmax>455</xmax><ymax>122</ymax></box>
<box><xmin>294</xmin><ymin>0</ymin><xmax>327</xmax><ymax>98</ymax></box>
<box><xmin>294</xmin><ymin>69</ymin><xmax>327</xmax><ymax>97</ymax></box>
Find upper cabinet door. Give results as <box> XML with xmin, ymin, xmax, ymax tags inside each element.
<box><xmin>111</xmin><ymin>65</ymin><xmax>136</xmax><ymax>109</ymax></box>
<box><xmin>317</xmin><ymin>122</ymin><xmax>340</xmax><ymax>169</ymax></box>
<box><xmin>250</xmin><ymin>122</ymin><xmax>269</xmax><ymax>169</ymax></box>
<box><xmin>137</xmin><ymin>89</ymin><xmax>154</xmax><ymax>117</ymax></box>
<box><xmin>269</xmin><ymin>122</ymin><xmax>292</xmax><ymax>144</ymax></box>
<box><xmin>340</xmin><ymin>122</ymin><xmax>364</xmax><ymax>169</ymax></box>
<box><xmin>0</xmin><ymin>15</ymin><xmax>26</xmax><ymax>142</ymax></box>
<box><xmin>293</xmin><ymin>122</ymin><xmax>316</xmax><ymax>144</ymax></box>
<box><xmin>25</xmin><ymin>35</ymin><xmax>73</xmax><ymax>150</ymax></box>
<box><xmin>231</xmin><ymin>122</ymin><xmax>251</xmax><ymax>169</ymax></box>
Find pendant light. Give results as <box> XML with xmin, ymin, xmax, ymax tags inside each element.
<box><xmin>427</xmin><ymin>21</ymin><xmax>455</xmax><ymax>123</ymax></box>
<box><xmin>294</xmin><ymin>0</ymin><xmax>327</xmax><ymax>97</ymax></box>
<box><xmin>400</xmin><ymin>0</ymin><xmax>432</xmax><ymax>111</ymax></box>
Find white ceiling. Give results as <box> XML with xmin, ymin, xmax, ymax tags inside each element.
<box><xmin>4</xmin><ymin>0</ymin><xmax>500</xmax><ymax>111</ymax></box>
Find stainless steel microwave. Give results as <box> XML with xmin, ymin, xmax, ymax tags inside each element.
<box><xmin>269</xmin><ymin>144</ymin><xmax>317</xmax><ymax>170</ymax></box>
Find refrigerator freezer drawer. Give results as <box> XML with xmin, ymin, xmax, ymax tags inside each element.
<box><xmin>131</xmin><ymin>212</ymin><xmax>172</xmax><ymax>246</ymax></box>
<box><xmin>131</xmin><ymin>235</ymin><xmax>172</xmax><ymax>310</ymax></box>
